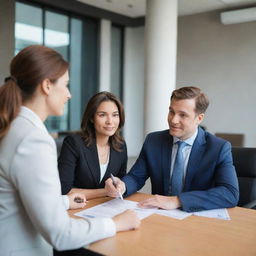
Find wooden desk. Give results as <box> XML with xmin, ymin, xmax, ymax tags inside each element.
<box><xmin>69</xmin><ymin>193</ymin><xmax>256</xmax><ymax>256</ymax></box>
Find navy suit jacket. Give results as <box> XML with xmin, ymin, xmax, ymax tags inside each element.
<box><xmin>123</xmin><ymin>127</ymin><xmax>239</xmax><ymax>212</ymax></box>
<box><xmin>58</xmin><ymin>134</ymin><xmax>127</xmax><ymax>194</ymax></box>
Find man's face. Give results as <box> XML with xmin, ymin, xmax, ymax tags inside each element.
<box><xmin>168</xmin><ymin>98</ymin><xmax>204</xmax><ymax>140</ymax></box>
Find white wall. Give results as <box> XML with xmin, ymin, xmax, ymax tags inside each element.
<box><xmin>123</xmin><ymin>26</ymin><xmax>145</xmax><ymax>157</ymax></box>
<box><xmin>177</xmin><ymin>11</ymin><xmax>256</xmax><ymax>147</ymax></box>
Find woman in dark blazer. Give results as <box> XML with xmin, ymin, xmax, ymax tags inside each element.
<box><xmin>58</xmin><ymin>91</ymin><xmax>127</xmax><ymax>199</ymax></box>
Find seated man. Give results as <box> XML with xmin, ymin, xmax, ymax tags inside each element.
<box><xmin>105</xmin><ymin>86</ymin><xmax>239</xmax><ymax>212</ymax></box>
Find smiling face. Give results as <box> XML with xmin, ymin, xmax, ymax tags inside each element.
<box><xmin>46</xmin><ymin>70</ymin><xmax>71</xmax><ymax>116</ymax></box>
<box><xmin>93</xmin><ymin>100</ymin><xmax>120</xmax><ymax>139</ymax></box>
<box><xmin>168</xmin><ymin>98</ymin><xmax>204</xmax><ymax>140</ymax></box>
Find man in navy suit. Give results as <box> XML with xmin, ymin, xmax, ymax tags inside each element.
<box><xmin>105</xmin><ymin>86</ymin><xmax>239</xmax><ymax>212</ymax></box>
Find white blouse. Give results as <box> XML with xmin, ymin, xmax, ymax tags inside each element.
<box><xmin>100</xmin><ymin>153</ymin><xmax>110</xmax><ymax>182</ymax></box>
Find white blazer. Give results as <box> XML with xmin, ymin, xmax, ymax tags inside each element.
<box><xmin>0</xmin><ymin>107</ymin><xmax>116</xmax><ymax>256</ymax></box>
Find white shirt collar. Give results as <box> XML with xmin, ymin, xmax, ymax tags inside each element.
<box><xmin>173</xmin><ymin>128</ymin><xmax>198</xmax><ymax>146</ymax></box>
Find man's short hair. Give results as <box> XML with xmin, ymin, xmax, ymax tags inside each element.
<box><xmin>171</xmin><ymin>86</ymin><xmax>209</xmax><ymax>114</ymax></box>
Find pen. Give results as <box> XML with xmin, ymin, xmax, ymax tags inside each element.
<box><xmin>74</xmin><ymin>197</ymin><xmax>84</xmax><ymax>203</ymax></box>
<box><xmin>110</xmin><ymin>173</ymin><xmax>124</xmax><ymax>200</ymax></box>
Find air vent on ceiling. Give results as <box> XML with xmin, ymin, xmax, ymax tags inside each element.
<box><xmin>221</xmin><ymin>7</ymin><xmax>256</xmax><ymax>24</ymax></box>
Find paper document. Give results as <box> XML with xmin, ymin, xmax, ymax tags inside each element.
<box><xmin>192</xmin><ymin>208</ymin><xmax>230</xmax><ymax>220</ymax></box>
<box><xmin>156</xmin><ymin>209</ymin><xmax>192</xmax><ymax>220</ymax></box>
<box><xmin>155</xmin><ymin>208</ymin><xmax>230</xmax><ymax>220</ymax></box>
<box><xmin>75</xmin><ymin>198</ymin><xmax>157</xmax><ymax>220</ymax></box>
<box><xmin>75</xmin><ymin>198</ymin><xmax>231</xmax><ymax>221</ymax></box>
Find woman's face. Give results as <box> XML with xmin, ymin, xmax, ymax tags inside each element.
<box><xmin>93</xmin><ymin>101</ymin><xmax>120</xmax><ymax>139</ymax></box>
<box><xmin>46</xmin><ymin>70</ymin><xmax>71</xmax><ymax>116</ymax></box>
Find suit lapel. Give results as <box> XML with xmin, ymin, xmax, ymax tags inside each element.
<box><xmin>84</xmin><ymin>142</ymin><xmax>101</xmax><ymax>186</ymax></box>
<box><xmin>184</xmin><ymin>127</ymin><xmax>206</xmax><ymax>191</ymax></box>
<box><xmin>162</xmin><ymin>132</ymin><xmax>173</xmax><ymax>195</ymax></box>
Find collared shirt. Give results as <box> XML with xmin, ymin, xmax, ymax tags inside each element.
<box><xmin>170</xmin><ymin>128</ymin><xmax>198</xmax><ymax>184</ymax></box>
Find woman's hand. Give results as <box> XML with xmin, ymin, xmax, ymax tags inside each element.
<box><xmin>68</xmin><ymin>192</ymin><xmax>87</xmax><ymax>210</ymax></box>
<box><xmin>112</xmin><ymin>209</ymin><xmax>140</xmax><ymax>232</ymax></box>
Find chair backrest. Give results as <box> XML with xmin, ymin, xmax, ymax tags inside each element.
<box><xmin>54</xmin><ymin>131</ymin><xmax>80</xmax><ymax>157</ymax></box>
<box><xmin>231</xmin><ymin>147</ymin><xmax>256</xmax><ymax>206</ymax></box>
<box><xmin>216</xmin><ymin>133</ymin><xmax>244</xmax><ymax>147</ymax></box>
<box><xmin>54</xmin><ymin>136</ymin><xmax>65</xmax><ymax>157</ymax></box>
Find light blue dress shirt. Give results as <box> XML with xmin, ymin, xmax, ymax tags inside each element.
<box><xmin>170</xmin><ymin>129</ymin><xmax>198</xmax><ymax>187</ymax></box>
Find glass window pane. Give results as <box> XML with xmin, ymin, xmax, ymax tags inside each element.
<box><xmin>44</xmin><ymin>11</ymin><xmax>70</xmax><ymax>132</ymax></box>
<box><xmin>15</xmin><ymin>3</ymin><xmax>100</xmax><ymax>134</ymax></box>
<box><xmin>80</xmin><ymin>19</ymin><xmax>99</xmax><ymax>114</ymax></box>
<box><xmin>111</xmin><ymin>26</ymin><xmax>123</xmax><ymax>99</ymax></box>
<box><xmin>69</xmin><ymin>18</ymin><xmax>83</xmax><ymax>130</ymax></box>
<box><xmin>45</xmin><ymin>11</ymin><xmax>69</xmax><ymax>59</ymax></box>
<box><xmin>15</xmin><ymin>2</ymin><xmax>43</xmax><ymax>54</ymax></box>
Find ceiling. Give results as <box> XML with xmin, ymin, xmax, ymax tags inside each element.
<box><xmin>76</xmin><ymin>0</ymin><xmax>256</xmax><ymax>17</ymax></box>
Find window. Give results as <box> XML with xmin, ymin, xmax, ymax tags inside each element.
<box><xmin>111</xmin><ymin>25</ymin><xmax>124</xmax><ymax>100</ymax></box>
<box><xmin>15</xmin><ymin>1</ymin><xmax>99</xmax><ymax>132</ymax></box>
<box><xmin>15</xmin><ymin>2</ymin><xmax>43</xmax><ymax>53</ymax></box>
<box><xmin>44</xmin><ymin>11</ymin><xmax>70</xmax><ymax>131</ymax></box>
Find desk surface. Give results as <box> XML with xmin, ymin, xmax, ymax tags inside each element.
<box><xmin>69</xmin><ymin>193</ymin><xmax>256</xmax><ymax>256</ymax></box>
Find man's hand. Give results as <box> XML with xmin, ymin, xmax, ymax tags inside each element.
<box><xmin>105</xmin><ymin>177</ymin><xmax>126</xmax><ymax>198</ymax></box>
<box><xmin>138</xmin><ymin>194</ymin><xmax>181</xmax><ymax>210</ymax></box>
<box><xmin>68</xmin><ymin>192</ymin><xmax>87</xmax><ymax>210</ymax></box>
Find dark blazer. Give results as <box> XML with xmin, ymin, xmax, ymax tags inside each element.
<box><xmin>123</xmin><ymin>127</ymin><xmax>239</xmax><ymax>212</ymax></box>
<box><xmin>58</xmin><ymin>134</ymin><xmax>127</xmax><ymax>194</ymax></box>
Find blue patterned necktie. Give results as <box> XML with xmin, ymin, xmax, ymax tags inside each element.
<box><xmin>170</xmin><ymin>141</ymin><xmax>187</xmax><ymax>196</ymax></box>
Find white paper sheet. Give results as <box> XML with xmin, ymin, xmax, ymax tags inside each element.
<box><xmin>192</xmin><ymin>208</ymin><xmax>231</xmax><ymax>220</ymax></box>
<box><xmin>75</xmin><ymin>198</ymin><xmax>157</xmax><ymax>220</ymax></box>
<box><xmin>156</xmin><ymin>209</ymin><xmax>192</xmax><ymax>220</ymax></box>
<box><xmin>75</xmin><ymin>198</ymin><xmax>231</xmax><ymax>221</ymax></box>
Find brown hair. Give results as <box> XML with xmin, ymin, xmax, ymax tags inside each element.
<box><xmin>171</xmin><ymin>86</ymin><xmax>209</xmax><ymax>114</ymax></box>
<box><xmin>81</xmin><ymin>91</ymin><xmax>125</xmax><ymax>152</ymax></box>
<box><xmin>0</xmin><ymin>45</ymin><xmax>68</xmax><ymax>139</ymax></box>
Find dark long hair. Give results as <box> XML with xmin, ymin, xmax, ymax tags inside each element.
<box><xmin>0</xmin><ymin>45</ymin><xmax>68</xmax><ymax>140</ymax></box>
<box><xmin>81</xmin><ymin>91</ymin><xmax>125</xmax><ymax>152</ymax></box>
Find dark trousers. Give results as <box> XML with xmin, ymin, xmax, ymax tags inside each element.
<box><xmin>53</xmin><ymin>248</ymin><xmax>105</xmax><ymax>256</ymax></box>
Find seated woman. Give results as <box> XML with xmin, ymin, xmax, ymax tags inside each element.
<box><xmin>58</xmin><ymin>91</ymin><xmax>127</xmax><ymax>199</ymax></box>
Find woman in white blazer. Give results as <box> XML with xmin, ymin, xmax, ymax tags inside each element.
<box><xmin>0</xmin><ymin>45</ymin><xmax>140</xmax><ymax>256</ymax></box>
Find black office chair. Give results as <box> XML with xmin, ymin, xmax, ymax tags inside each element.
<box><xmin>231</xmin><ymin>147</ymin><xmax>256</xmax><ymax>209</ymax></box>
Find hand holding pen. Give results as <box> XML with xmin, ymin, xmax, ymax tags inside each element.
<box><xmin>105</xmin><ymin>174</ymin><xmax>125</xmax><ymax>199</ymax></box>
<box><xmin>110</xmin><ymin>174</ymin><xmax>124</xmax><ymax>200</ymax></box>
<box><xmin>68</xmin><ymin>192</ymin><xmax>87</xmax><ymax>209</ymax></box>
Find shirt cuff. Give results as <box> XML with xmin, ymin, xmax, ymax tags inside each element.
<box><xmin>82</xmin><ymin>217</ymin><xmax>116</xmax><ymax>248</ymax></box>
<box><xmin>62</xmin><ymin>195</ymin><xmax>69</xmax><ymax>210</ymax></box>
<box><xmin>102</xmin><ymin>218</ymin><xmax>116</xmax><ymax>236</ymax></box>
<box><xmin>91</xmin><ymin>217</ymin><xmax>116</xmax><ymax>238</ymax></box>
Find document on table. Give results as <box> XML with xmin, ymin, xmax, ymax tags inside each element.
<box><xmin>75</xmin><ymin>198</ymin><xmax>157</xmax><ymax>220</ymax></box>
<box><xmin>192</xmin><ymin>208</ymin><xmax>230</xmax><ymax>220</ymax></box>
<box><xmin>156</xmin><ymin>209</ymin><xmax>192</xmax><ymax>220</ymax></box>
<box><xmin>75</xmin><ymin>198</ymin><xmax>230</xmax><ymax>221</ymax></box>
<box><xmin>156</xmin><ymin>208</ymin><xmax>230</xmax><ymax>220</ymax></box>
